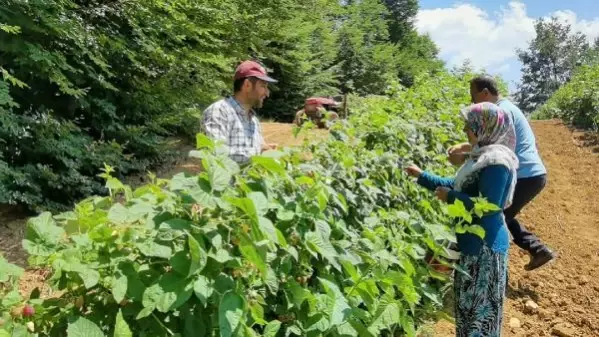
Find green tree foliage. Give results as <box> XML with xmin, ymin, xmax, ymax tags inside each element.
<box><xmin>336</xmin><ymin>0</ymin><xmax>397</xmax><ymax>95</ymax></box>
<box><xmin>259</xmin><ymin>0</ymin><xmax>342</xmax><ymax>121</ymax></box>
<box><xmin>0</xmin><ymin>0</ymin><xmax>443</xmax><ymax>211</ymax></box>
<box><xmin>383</xmin><ymin>0</ymin><xmax>419</xmax><ymax>44</ymax></box>
<box><xmin>515</xmin><ymin>17</ymin><xmax>592</xmax><ymax>113</ymax></box>
<box><xmin>0</xmin><ymin>1</ymin><xmax>242</xmax><ymax>211</ymax></box>
<box><xmin>395</xmin><ymin>31</ymin><xmax>444</xmax><ymax>87</ymax></box>
<box><xmin>534</xmin><ymin>64</ymin><xmax>599</xmax><ymax>130</ymax></box>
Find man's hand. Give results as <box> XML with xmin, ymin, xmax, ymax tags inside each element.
<box><xmin>447</xmin><ymin>142</ymin><xmax>471</xmax><ymax>166</ymax></box>
<box><xmin>405</xmin><ymin>164</ymin><xmax>423</xmax><ymax>178</ymax></box>
<box><xmin>435</xmin><ymin>187</ymin><xmax>450</xmax><ymax>202</ymax></box>
<box><xmin>262</xmin><ymin>143</ymin><xmax>278</xmax><ymax>152</ymax></box>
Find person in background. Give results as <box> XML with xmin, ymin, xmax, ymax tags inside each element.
<box><xmin>448</xmin><ymin>76</ymin><xmax>556</xmax><ymax>271</ymax></box>
<box><xmin>407</xmin><ymin>102</ymin><xmax>518</xmax><ymax>337</ymax></box>
<box><xmin>293</xmin><ymin>97</ymin><xmax>339</xmax><ymax>129</ymax></box>
<box><xmin>201</xmin><ymin>60</ymin><xmax>278</xmax><ymax>165</ymax></box>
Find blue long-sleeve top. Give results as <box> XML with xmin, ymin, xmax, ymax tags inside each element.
<box><xmin>417</xmin><ymin>165</ymin><xmax>512</xmax><ymax>255</ymax></box>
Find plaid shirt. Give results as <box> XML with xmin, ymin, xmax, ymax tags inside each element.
<box><xmin>201</xmin><ymin>97</ymin><xmax>264</xmax><ymax>164</ymax></box>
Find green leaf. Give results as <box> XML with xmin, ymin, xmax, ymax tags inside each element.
<box><xmin>189</xmin><ymin>187</ymin><xmax>217</xmax><ymax>208</ymax></box>
<box><xmin>249</xmin><ymin>302</ymin><xmax>266</xmax><ymax>325</ymax></box>
<box><xmin>196</xmin><ymin>134</ymin><xmax>215</xmax><ymax>150</ymax></box>
<box><xmin>142</xmin><ymin>283</ymin><xmax>162</xmax><ymax>310</ymax></box>
<box><xmin>263</xmin><ymin>320</ymin><xmax>282</xmax><ymax>337</ymax></box>
<box><xmin>188</xmin><ymin>233</ymin><xmax>207</xmax><ymax>277</ymax></box>
<box><xmin>229</xmin><ymin>198</ymin><xmax>263</xmax><ymax>240</ymax></box>
<box><xmin>143</xmin><ymin>273</ymin><xmax>193</xmax><ymax>313</ymax></box>
<box><xmin>238</xmin><ymin>234</ymin><xmax>267</xmax><ymax>276</ymax></box>
<box><xmin>276</xmin><ymin>209</ymin><xmax>295</xmax><ymax>221</ymax></box>
<box><xmin>136</xmin><ymin>241</ymin><xmax>172</xmax><ymax>259</ymax></box>
<box><xmin>0</xmin><ymin>255</ymin><xmax>24</xmax><ymax>283</ymax></box>
<box><xmin>229</xmin><ymin>198</ymin><xmax>259</xmax><ymax>224</ymax></box>
<box><xmin>211</xmin><ymin>249</ymin><xmax>233</xmax><ymax>263</ymax></box>
<box><xmin>265</xmin><ymin>267</ymin><xmax>279</xmax><ymax>294</ymax></box>
<box><xmin>385</xmin><ymin>271</ymin><xmax>420</xmax><ymax>306</ymax></box>
<box><xmin>464</xmin><ymin>224</ymin><xmax>486</xmax><ymax>239</ymax></box>
<box><xmin>219</xmin><ymin>291</ymin><xmax>245</xmax><ymax>337</ymax></box>
<box><xmin>77</xmin><ymin>268</ymin><xmax>100</xmax><ymax>289</ymax></box>
<box><xmin>251</xmin><ymin>156</ymin><xmax>286</xmax><ymax>175</ymax></box>
<box><xmin>114</xmin><ymin>310</ymin><xmax>132</xmax><ymax>337</ymax></box>
<box><xmin>205</xmin><ymin>157</ymin><xmax>233</xmax><ymax>192</ymax></box>
<box><xmin>446</xmin><ymin>200</ymin><xmax>472</xmax><ymax>223</ymax></box>
<box><xmin>112</xmin><ymin>274</ymin><xmax>128</xmax><ymax>304</ymax></box>
<box><xmin>258</xmin><ymin>217</ymin><xmax>279</xmax><ymax>244</ymax></box>
<box><xmin>368</xmin><ymin>299</ymin><xmax>401</xmax><ymax>334</ymax></box>
<box><xmin>194</xmin><ymin>275</ymin><xmax>214</xmax><ymax>305</ymax></box>
<box><xmin>400</xmin><ymin>313</ymin><xmax>416</xmax><ymax>337</ymax></box>
<box><xmin>340</xmin><ymin>260</ymin><xmax>360</xmax><ymax>282</ymax></box>
<box><xmin>24</xmin><ymin>212</ymin><xmax>65</xmax><ymax>246</ymax></box>
<box><xmin>108</xmin><ymin>204</ymin><xmax>130</xmax><ymax>224</ymax></box>
<box><xmin>305</xmin><ymin>232</ymin><xmax>340</xmax><ymax>271</ymax></box>
<box><xmin>136</xmin><ymin>306</ymin><xmax>154</xmax><ymax>320</ymax></box>
<box><xmin>319</xmin><ymin>278</ymin><xmax>350</xmax><ymax>327</ymax></box>
<box><xmin>67</xmin><ymin>316</ymin><xmax>105</xmax><ymax>337</ymax></box>
<box><xmin>1</xmin><ymin>290</ymin><xmax>22</xmax><ymax>307</ymax></box>
<box><xmin>248</xmin><ymin>192</ymin><xmax>268</xmax><ymax>215</ymax></box>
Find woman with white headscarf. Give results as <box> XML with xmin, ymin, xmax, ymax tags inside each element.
<box><xmin>406</xmin><ymin>102</ymin><xmax>518</xmax><ymax>337</ymax></box>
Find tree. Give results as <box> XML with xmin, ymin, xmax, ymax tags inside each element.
<box><xmin>516</xmin><ymin>17</ymin><xmax>591</xmax><ymax>113</ymax></box>
<box><xmin>258</xmin><ymin>0</ymin><xmax>342</xmax><ymax>121</ymax></box>
<box><xmin>383</xmin><ymin>0</ymin><xmax>419</xmax><ymax>44</ymax></box>
<box><xmin>382</xmin><ymin>0</ymin><xmax>443</xmax><ymax>86</ymax></box>
<box><xmin>394</xmin><ymin>31</ymin><xmax>444</xmax><ymax>86</ymax></box>
<box><xmin>336</xmin><ymin>0</ymin><xmax>397</xmax><ymax>95</ymax></box>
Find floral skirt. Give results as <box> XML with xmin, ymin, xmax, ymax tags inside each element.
<box><xmin>454</xmin><ymin>245</ymin><xmax>508</xmax><ymax>337</ymax></box>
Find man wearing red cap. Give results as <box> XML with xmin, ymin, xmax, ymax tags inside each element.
<box><xmin>201</xmin><ymin>60</ymin><xmax>278</xmax><ymax>165</ymax></box>
<box><xmin>293</xmin><ymin>97</ymin><xmax>339</xmax><ymax>129</ymax></box>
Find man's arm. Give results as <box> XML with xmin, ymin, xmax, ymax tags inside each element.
<box><xmin>293</xmin><ymin>110</ymin><xmax>305</xmax><ymax>126</ymax></box>
<box><xmin>201</xmin><ymin>105</ymin><xmax>229</xmax><ymax>143</ymax></box>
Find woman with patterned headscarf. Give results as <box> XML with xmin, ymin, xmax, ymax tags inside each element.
<box><xmin>406</xmin><ymin>102</ymin><xmax>518</xmax><ymax>337</ymax></box>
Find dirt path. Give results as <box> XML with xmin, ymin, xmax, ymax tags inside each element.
<box><xmin>435</xmin><ymin>120</ymin><xmax>599</xmax><ymax>337</ymax></box>
<box><xmin>2</xmin><ymin>121</ymin><xmax>599</xmax><ymax>336</ymax></box>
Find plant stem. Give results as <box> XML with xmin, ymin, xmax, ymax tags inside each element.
<box><xmin>152</xmin><ymin>313</ymin><xmax>174</xmax><ymax>336</ymax></box>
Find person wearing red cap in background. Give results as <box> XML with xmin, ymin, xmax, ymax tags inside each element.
<box><xmin>201</xmin><ymin>60</ymin><xmax>278</xmax><ymax>165</ymax></box>
<box><xmin>293</xmin><ymin>97</ymin><xmax>339</xmax><ymax>129</ymax></box>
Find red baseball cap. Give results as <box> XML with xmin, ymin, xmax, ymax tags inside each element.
<box><xmin>234</xmin><ymin>60</ymin><xmax>277</xmax><ymax>83</ymax></box>
<box><xmin>305</xmin><ymin>97</ymin><xmax>336</xmax><ymax>106</ymax></box>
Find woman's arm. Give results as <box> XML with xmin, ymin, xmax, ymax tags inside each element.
<box><xmin>447</xmin><ymin>165</ymin><xmax>510</xmax><ymax>212</ymax></box>
<box><xmin>416</xmin><ymin>171</ymin><xmax>455</xmax><ymax>192</ymax></box>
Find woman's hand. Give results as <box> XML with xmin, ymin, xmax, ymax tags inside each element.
<box><xmin>405</xmin><ymin>164</ymin><xmax>423</xmax><ymax>178</ymax></box>
<box><xmin>447</xmin><ymin>143</ymin><xmax>471</xmax><ymax>166</ymax></box>
<box><xmin>435</xmin><ymin>187</ymin><xmax>450</xmax><ymax>202</ymax></box>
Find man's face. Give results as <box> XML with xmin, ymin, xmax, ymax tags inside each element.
<box><xmin>246</xmin><ymin>79</ymin><xmax>270</xmax><ymax>109</ymax></box>
<box><xmin>470</xmin><ymin>84</ymin><xmax>491</xmax><ymax>104</ymax></box>
<box><xmin>305</xmin><ymin>104</ymin><xmax>319</xmax><ymax>114</ymax></box>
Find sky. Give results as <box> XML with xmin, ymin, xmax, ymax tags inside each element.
<box><xmin>416</xmin><ymin>0</ymin><xmax>599</xmax><ymax>92</ymax></box>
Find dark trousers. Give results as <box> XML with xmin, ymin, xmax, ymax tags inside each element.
<box><xmin>504</xmin><ymin>174</ymin><xmax>547</xmax><ymax>255</ymax></box>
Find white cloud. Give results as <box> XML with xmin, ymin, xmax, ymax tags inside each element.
<box><xmin>552</xmin><ymin>10</ymin><xmax>599</xmax><ymax>43</ymax></box>
<box><xmin>416</xmin><ymin>1</ymin><xmax>599</xmax><ymax>75</ymax></box>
